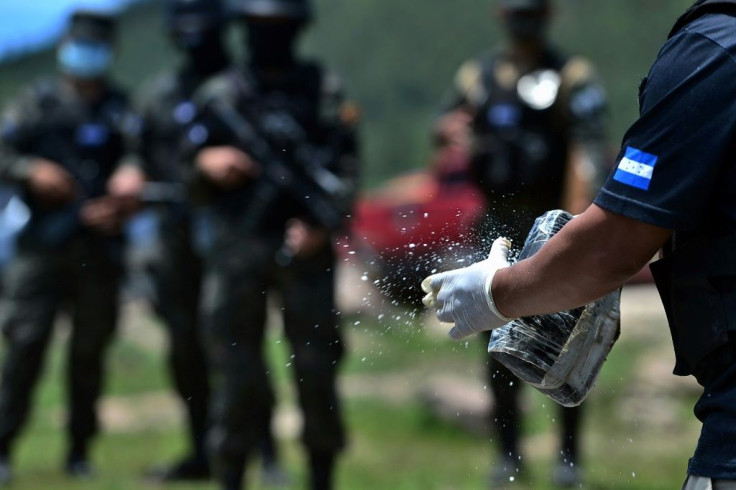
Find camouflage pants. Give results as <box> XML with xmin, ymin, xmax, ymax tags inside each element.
<box><xmin>0</xmin><ymin>237</ymin><xmax>122</xmax><ymax>452</ymax></box>
<box><xmin>145</xmin><ymin>216</ymin><xmax>209</xmax><ymax>455</ymax></box>
<box><xmin>200</xmin><ymin>232</ymin><xmax>346</xmax><ymax>481</ymax></box>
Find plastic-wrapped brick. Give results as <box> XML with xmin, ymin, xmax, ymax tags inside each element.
<box><xmin>488</xmin><ymin>210</ymin><xmax>621</xmax><ymax>407</ymax></box>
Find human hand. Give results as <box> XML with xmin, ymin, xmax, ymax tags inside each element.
<box><xmin>283</xmin><ymin>219</ymin><xmax>331</xmax><ymax>260</ymax></box>
<box><xmin>80</xmin><ymin>196</ymin><xmax>122</xmax><ymax>235</ymax></box>
<box><xmin>107</xmin><ymin>164</ymin><xmax>146</xmax><ymax>218</ymax></box>
<box><xmin>196</xmin><ymin>146</ymin><xmax>261</xmax><ymax>189</ymax></box>
<box><xmin>27</xmin><ymin>158</ymin><xmax>77</xmax><ymax>206</ymax></box>
<box><xmin>433</xmin><ymin>110</ymin><xmax>473</xmax><ymax>149</ymax></box>
<box><xmin>422</xmin><ymin>237</ymin><xmax>514</xmax><ymax>339</ymax></box>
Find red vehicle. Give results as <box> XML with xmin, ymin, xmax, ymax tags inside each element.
<box><xmin>340</xmin><ymin>146</ymin><xmax>652</xmax><ymax>305</ymax></box>
<box><xmin>342</xmin><ymin>147</ymin><xmax>487</xmax><ymax>304</ymax></box>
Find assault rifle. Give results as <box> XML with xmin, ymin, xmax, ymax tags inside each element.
<box><xmin>202</xmin><ymin>98</ymin><xmax>351</xmax><ymax>232</ymax></box>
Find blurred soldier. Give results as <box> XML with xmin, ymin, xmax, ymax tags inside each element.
<box><xmin>188</xmin><ymin>0</ymin><xmax>360</xmax><ymax>487</ymax></box>
<box><xmin>434</xmin><ymin>0</ymin><xmax>608</xmax><ymax>486</ymax></box>
<box><xmin>133</xmin><ymin>0</ymin><xmax>228</xmax><ymax>482</ymax></box>
<box><xmin>0</xmin><ymin>10</ymin><xmax>145</xmax><ymax>485</ymax></box>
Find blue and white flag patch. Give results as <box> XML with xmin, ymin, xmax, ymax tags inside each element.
<box><xmin>613</xmin><ymin>146</ymin><xmax>658</xmax><ymax>191</ymax></box>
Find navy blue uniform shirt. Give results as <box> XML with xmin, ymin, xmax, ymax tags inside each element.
<box><xmin>596</xmin><ymin>13</ymin><xmax>736</xmax><ymax>231</ymax></box>
<box><xmin>595</xmin><ymin>12</ymin><xmax>736</xmax><ymax>478</ymax></box>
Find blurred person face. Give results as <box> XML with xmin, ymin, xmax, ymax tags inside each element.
<box><xmin>243</xmin><ymin>16</ymin><xmax>303</xmax><ymax>68</ymax></box>
<box><xmin>499</xmin><ymin>7</ymin><xmax>549</xmax><ymax>46</ymax></box>
<box><xmin>57</xmin><ymin>36</ymin><xmax>114</xmax><ymax>81</ymax></box>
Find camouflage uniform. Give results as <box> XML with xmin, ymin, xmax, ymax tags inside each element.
<box><xmin>190</xmin><ymin>62</ymin><xmax>359</xmax><ymax>483</ymax></box>
<box><xmin>442</xmin><ymin>48</ymin><xmax>609</xmax><ymax>235</ymax></box>
<box><xmin>135</xmin><ymin>67</ymin><xmax>214</xmax><ymax>464</ymax></box>
<box><xmin>441</xmin><ymin>46</ymin><xmax>608</xmax><ymax>474</ymax></box>
<box><xmin>0</xmin><ymin>76</ymin><xmax>138</xmax><ymax>458</ymax></box>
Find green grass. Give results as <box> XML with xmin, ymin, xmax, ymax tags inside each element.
<box><xmin>0</xmin><ymin>288</ymin><xmax>703</xmax><ymax>489</ymax></box>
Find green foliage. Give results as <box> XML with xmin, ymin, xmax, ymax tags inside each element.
<box><xmin>0</xmin><ymin>0</ymin><xmax>695</xmax><ymax>188</ymax></box>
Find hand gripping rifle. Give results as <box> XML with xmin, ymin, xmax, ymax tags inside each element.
<box><xmin>22</xmin><ymin>146</ymin><xmax>186</xmax><ymax>248</ymax></box>
<box><xmin>201</xmin><ymin>97</ymin><xmax>351</xmax><ymax>233</ymax></box>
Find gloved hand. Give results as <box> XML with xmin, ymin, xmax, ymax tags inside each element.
<box><xmin>422</xmin><ymin>237</ymin><xmax>514</xmax><ymax>340</ymax></box>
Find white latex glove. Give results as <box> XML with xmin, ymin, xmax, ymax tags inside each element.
<box><xmin>422</xmin><ymin>237</ymin><xmax>514</xmax><ymax>340</ymax></box>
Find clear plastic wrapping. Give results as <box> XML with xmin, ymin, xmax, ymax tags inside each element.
<box><xmin>488</xmin><ymin>210</ymin><xmax>621</xmax><ymax>407</ymax></box>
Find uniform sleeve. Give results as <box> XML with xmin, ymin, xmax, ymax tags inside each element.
<box><xmin>561</xmin><ymin>57</ymin><xmax>608</xmax><ymax>147</ymax></box>
<box><xmin>560</xmin><ymin>57</ymin><xmax>610</xmax><ymax>190</ymax></box>
<box><xmin>121</xmin><ymin>82</ymin><xmax>154</xmax><ymax>173</ymax></box>
<box><xmin>0</xmin><ymin>87</ymin><xmax>43</xmax><ymax>184</ymax></box>
<box><xmin>190</xmin><ymin>75</ymin><xmax>242</xmax><ymax>150</ymax></box>
<box><xmin>437</xmin><ymin>59</ymin><xmax>486</xmax><ymax>115</ymax></box>
<box><xmin>594</xmin><ymin>31</ymin><xmax>736</xmax><ymax>231</ymax></box>
<box><xmin>115</xmin><ymin>99</ymin><xmax>145</xmax><ymax>172</ymax></box>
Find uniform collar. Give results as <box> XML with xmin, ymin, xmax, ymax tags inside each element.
<box><xmin>670</xmin><ymin>0</ymin><xmax>736</xmax><ymax>38</ymax></box>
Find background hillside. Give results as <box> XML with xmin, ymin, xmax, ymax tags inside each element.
<box><xmin>0</xmin><ymin>0</ymin><xmax>693</xmax><ymax>187</ymax></box>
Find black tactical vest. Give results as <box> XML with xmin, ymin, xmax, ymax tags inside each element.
<box><xmin>28</xmin><ymin>80</ymin><xmax>129</xmax><ymax>200</ymax></box>
<box><xmin>651</xmin><ymin>1</ymin><xmax>736</xmax><ymax>380</ymax></box>
<box><xmin>19</xmin><ymin>79</ymin><xmax>132</xmax><ymax>248</ymax></box>
<box><xmin>470</xmin><ymin>49</ymin><xmax>570</xmax><ymax>216</ymax></box>
<box><xmin>198</xmin><ymin>62</ymin><xmax>328</xmax><ymax>234</ymax></box>
<box><xmin>141</xmin><ymin>70</ymin><xmax>205</xmax><ymax>183</ymax></box>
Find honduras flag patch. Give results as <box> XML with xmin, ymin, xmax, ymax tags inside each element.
<box><xmin>613</xmin><ymin>147</ymin><xmax>658</xmax><ymax>191</ymax></box>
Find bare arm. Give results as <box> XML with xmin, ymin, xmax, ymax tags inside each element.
<box><xmin>561</xmin><ymin>143</ymin><xmax>599</xmax><ymax>215</ymax></box>
<box><xmin>492</xmin><ymin>204</ymin><xmax>672</xmax><ymax>318</ymax></box>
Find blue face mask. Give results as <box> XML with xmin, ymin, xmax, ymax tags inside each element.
<box><xmin>57</xmin><ymin>40</ymin><xmax>113</xmax><ymax>79</ymax></box>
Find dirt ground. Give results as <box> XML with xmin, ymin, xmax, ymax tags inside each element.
<box><xmin>98</xmin><ymin>267</ymin><xmax>700</xmax><ymax>444</ymax></box>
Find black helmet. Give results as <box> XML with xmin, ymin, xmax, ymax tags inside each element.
<box><xmin>66</xmin><ymin>10</ymin><xmax>116</xmax><ymax>43</ymax></box>
<box><xmin>233</xmin><ymin>0</ymin><xmax>312</xmax><ymax>22</ymax></box>
<box><xmin>498</xmin><ymin>0</ymin><xmax>548</xmax><ymax>10</ymax></box>
<box><xmin>165</xmin><ymin>0</ymin><xmax>227</xmax><ymax>34</ymax></box>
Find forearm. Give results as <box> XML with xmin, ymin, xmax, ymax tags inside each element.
<box><xmin>561</xmin><ymin>143</ymin><xmax>600</xmax><ymax>214</ymax></box>
<box><xmin>492</xmin><ymin>204</ymin><xmax>671</xmax><ymax>318</ymax></box>
<box><xmin>492</xmin><ymin>224</ymin><xmax>628</xmax><ymax>317</ymax></box>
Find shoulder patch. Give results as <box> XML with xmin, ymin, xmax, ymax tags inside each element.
<box><xmin>561</xmin><ymin>57</ymin><xmax>595</xmax><ymax>90</ymax></box>
<box><xmin>613</xmin><ymin>146</ymin><xmax>658</xmax><ymax>191</ymax></box>
<box><xmin>322</xmin><ymin>71</ymin><xmax>344</xmax><ymax>97</ymax></box>
<box><xmin>455</xmin><ymin>60</ymin><xmax>486</xmax><ymax>107</ymax></box>
<box><xmin>141</xmin><ymin>71</ymin><xmax>178</xmax><ymax>101</ymax></box>
<box><xmin>339</xmin><ymin>101</ymin><xmax>361</xmax><ymax>127</ymax></box>
<box><xmin>194</xmin><ymin>73</ymin><xmax>238</xmax><ymax>107</ymax></box>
